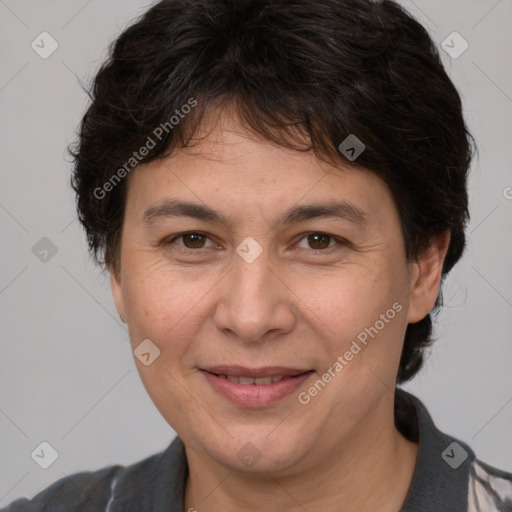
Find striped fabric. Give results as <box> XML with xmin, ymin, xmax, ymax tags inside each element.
<box><xmin>468</xmin><ymin>459</ymin><xmax>512</xmax><ymax>511</ymax></box>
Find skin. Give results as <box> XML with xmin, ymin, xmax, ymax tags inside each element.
<box><xmin>111</xmin><ymin>106</ymin><xmax>450</xmax><ymax>512</ymax></box>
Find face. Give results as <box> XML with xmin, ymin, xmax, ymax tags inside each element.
<box><xmin>111</xmin><ymin>108</ymin><xmax>446</xmax><ymax>475</ymax></box>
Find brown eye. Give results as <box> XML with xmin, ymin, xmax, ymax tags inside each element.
<box><xmin>294</xmin><ymin>232</ymin><xmax>346</xmax><ymax>253</ymax></box>
<box><xmin>181</xmin><ymin>233</ymin><xmax>207</xmax><ymax>249</ymax></box>
<box><xmin>163</xmin><ymin>232</ymin><xmax>216</xmax><ymax>252</ymax></box>
<box><xmin>307</xmin><ymin>233</ymin><xmax>332</xmax><ymax>250</ymax></box>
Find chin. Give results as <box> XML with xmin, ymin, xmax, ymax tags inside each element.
<box><xmin>195</xmin><ymin>424</ymin><xmax>312</xmax><ymax>474</ymax></box>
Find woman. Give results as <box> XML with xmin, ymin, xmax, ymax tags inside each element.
<box><xmin>4</xmin><ymin>0</ymin><xmax>511</xmax><ymax>510</ymax></box>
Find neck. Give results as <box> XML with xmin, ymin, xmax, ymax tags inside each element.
<box><xmin>184</xmin><ymin>395</ymin><xmax>419</xmax><ymax>512</ymax></box>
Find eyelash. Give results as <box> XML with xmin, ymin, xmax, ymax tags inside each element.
<box><xmin>163</xmin><ymin>231</ymin><xmax>348</xmax><ymax>254</ymax></box>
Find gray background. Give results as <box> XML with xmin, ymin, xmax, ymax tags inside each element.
<box><xmin>1</xmin><ymin>0</ymin><xmax>511</xmax><ymax>506</ymax></box>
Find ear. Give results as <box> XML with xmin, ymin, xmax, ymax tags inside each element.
<box><xmin>110</xmin><ymin>267</ymin><xmax>126</xmax><ymax>320</ymax></box>
<box><xmin>406</xmin><ymin>230</ymin><xmax>451</xmax><ymax>324</ymax></box>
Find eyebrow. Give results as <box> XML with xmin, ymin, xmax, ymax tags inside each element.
<box><xmin>142</xmin><ymin>199</ymin><xmax>369</xmax><ymax>230</ymax></box>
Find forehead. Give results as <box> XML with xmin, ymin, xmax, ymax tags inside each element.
<box><xmin>124</xmin><ymin>108</ymin><xmax>397</xmax><ymax>229</ymax></box>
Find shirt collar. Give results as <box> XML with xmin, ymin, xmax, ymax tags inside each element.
<box><xmin>399</xmin><ymin>389</ymin><xmax>475</xmax><ymax>511</ymax></box>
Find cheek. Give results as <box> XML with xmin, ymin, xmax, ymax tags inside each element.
<box><xmin>297</xmin><ymin>271</ymin><xmax>408</xmax><ymax>410</ymax></box>
<box><xmin>294</xmin><ymin>263</ymin><xmax>406</xmax><ymax>343</ymax></box>
<box><xmin>121</xmin><ymin>259</ymin><xmax>211</xmax><ymax>351</ymax></box>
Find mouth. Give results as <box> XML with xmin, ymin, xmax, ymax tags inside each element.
<box><xmin>200</xmin><ymin>366</ymin><xmax>315</xmax><ymax>407</ymax></box>
<box><xmin>212</xmin><ymin>374</ymin><xmax>292</xmax><ymax>385</ymax></box>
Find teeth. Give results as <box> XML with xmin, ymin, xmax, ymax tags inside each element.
<box><xmin>255</xmin><ymin>377</ymin><xmax>272</xmax><ymax>385</ymax></box>
<box><xmin>217</xmin><ymin>374</ymin><xmax>289</xmax><ymax>385</ymax></box>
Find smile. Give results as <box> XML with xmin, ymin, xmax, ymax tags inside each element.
<box><xmin>200</xmin><ymin>367</ymin><xmax>315</xmax><ymax>407</ymax></box>
<box><xmin>213</xmin><ymin>374</ymin><xmax>290</xmax><ymax>384</ymax></box>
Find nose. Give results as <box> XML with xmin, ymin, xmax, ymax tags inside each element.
<box><xmin>213</xmin><ymin>250</ymin><xmax>296</xmax><ymax>344</ymax></box>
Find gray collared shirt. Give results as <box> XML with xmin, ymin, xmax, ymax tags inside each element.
<box><xmin>3</xmin><ymin>390</ymin><xmax>511</xmax><ymax>511</ymax></box>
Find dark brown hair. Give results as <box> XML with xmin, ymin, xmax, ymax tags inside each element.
<box><xmin>69</xmin><ymin>0</ymin><xmax>474</xmax><ymax>384</ymax></box>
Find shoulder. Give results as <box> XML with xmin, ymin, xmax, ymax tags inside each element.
<box><xmin>1</xmin><ymin>464</ymin><xmax>123</xmax><ymax>512</ymax></box>
<box><xmin>396</xmin><ymin>390</ymin><xmax>512</xmax><ymax>512</ymax></box>
<box><xmin>1</xmin><ymin>443</ymin><xmax>176</xmax><ymax>512</ymax></box>
<box><xmin>468</xmin><ymin>458</ymin><xmax>512</xmax><ymax>511</ymax></box>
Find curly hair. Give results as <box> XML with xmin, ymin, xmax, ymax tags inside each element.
<box><xmin>69</xmin><ymin>0</ymin><xmax>474</xmax><ymax>384</ymax></box>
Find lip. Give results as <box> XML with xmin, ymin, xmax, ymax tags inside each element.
<box><xmin>200</xmin><ymin>367</ymin><xmax>315</xmax><ymax>408</ymax></box>
<box><xmin>202</xmin><ymin>365</ymin><xmax>311</xmax><ymax>378</ymax></box>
